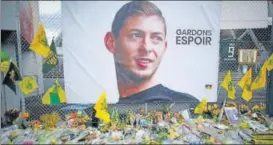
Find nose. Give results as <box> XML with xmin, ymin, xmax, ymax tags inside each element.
<box><xmin>140</xmin><ymin>36</ymin><xmax>152</xmax><ymax>54</ymax></box>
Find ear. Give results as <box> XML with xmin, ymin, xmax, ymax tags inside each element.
<box><xmin>104</xmin><ymin>32</ymin><xmax>116</xmax><ymax>53</ymax></box>
<box><xmin>164</xmin><ymin>41</ymin><xmax>168</xmax><ymax>51</ymax></box>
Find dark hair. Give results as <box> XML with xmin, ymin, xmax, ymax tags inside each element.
<box><xmin>111</xmin><ymin>1</ymin><xmax>167</xmax><ymax>39</ymax></box>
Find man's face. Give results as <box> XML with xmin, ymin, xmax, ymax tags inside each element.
<box><xmin>113</xmin><ymin>15</ymin><xmax>167</xmax><ymax>80</ymax></box>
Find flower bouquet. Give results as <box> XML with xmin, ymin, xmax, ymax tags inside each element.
<box><xmin>66</xmin><ymin>111</ymin><xmax>90</xmax><ymax>129</ymax></box>
<box><xmin>238</xmin><ymin>104</ymin><xmax>249</xmax><ymax>114</ymax></box>
<box><xmin>225</xmin><ymin>101</ymin><xmax>237</xmax><ymax>108</ymax></box>
<box><xmin>31</xmin><ymin>120</ymin><xmax>42</xmax><ymax>130</ymax></box>
<box><xmin>203</xmin><ymin>104</ymin><xmax>221</xmax><ymax>120</ymax></box>
<box><xmin>251</xmin><ymin>104</ymin><xmax>266</xmax><ymax>113</ymax></box>
<box><xmin>40</xmin><ymin>111</ymin><xmax>62</xmax><ymax>130</ymax></box>
<box><xmin>125</xmin><ymin>109</ymin><xmax>135</xmax><ymax>126</ymax></box>
<box><xmin>4</xmin><ymin>108</ymin><xmax>20</xmax><ymax>125</ymax></box>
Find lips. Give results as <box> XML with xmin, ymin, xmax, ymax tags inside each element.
<box><xmin>136</xmin><ymin>58</ymin><xmax>153</xmax><ymax>69</ymax></box>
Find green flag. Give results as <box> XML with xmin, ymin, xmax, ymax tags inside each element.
<box><xmin>42</xmin><ymin>39</ymin><xmax>59</xmax><ymax>73</ymax></box>
<box><xmin>49</xmin><ymin>84</ymin><xmax>61</xmax><ymax>104</ymax></box>
<box><xmin>1</xmin><ymin>50</ymin><xmax>9</xmax><ymax>62</ymax></box>
<box><xmin>2</xmin><ymin>62</ymin><xmax>22</xmax><ymax>94</ymax></box>
<box><xmin>42</xmin><ymin>79</ymin><xmax>67</xmax><ymax>105</ymax></box>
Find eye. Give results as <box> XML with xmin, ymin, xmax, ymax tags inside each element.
<box><xmin>130</xmin><ymin>33</ymin><xmax>141</xmax><ymax>39</ymax></box>
<box><xmin>155</xmin><ymin>36</ymin><xmax>163</xmax><ymax>41</ymax></box>
<box><xmin>152</xmin><ymin>36</ymin><xmax>163</xmax><ymax>43</ymax></box>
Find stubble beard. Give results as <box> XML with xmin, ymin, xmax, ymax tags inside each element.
<box><xmin>114</xmin><ymin>60</ymin><xmax>158</xmax><ymax>87</ymax></box>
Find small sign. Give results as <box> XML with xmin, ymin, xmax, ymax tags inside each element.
<box><xmin>238</xmin><ymin>49</ymin><xmax>258</xmax><ymax>65</ymax></box>
<box><xmin>224</xmin><ymin>107</ymin><xmax>240</xmax><ymax>125</ymax></box>
<box><xmin>205</xmin><ymin>84</ymin><xmax>212</xmax><ymax>90</ymax></box>
<box><xmin>180</xmin><ymin>109</ymin><xmax>191</xmax><ymax>120</ymax></box>
<box><xmin>219</xmin><ymin>39</ymin><xmax>239</xmax><ymax>71</ymax></box>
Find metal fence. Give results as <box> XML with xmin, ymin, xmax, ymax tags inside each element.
<box><xmin>1</xmin><ymin>1</ymin><xmax>273</xmax><ymax>121</ymax></box>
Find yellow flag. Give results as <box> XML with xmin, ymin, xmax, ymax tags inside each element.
<box><xmin>194</xmin><ymin>98</ymin><xmax>208</xmax><ymax>114</ymax></box>
<box><xmin>251</xmin><ymin>62</ymin><xmax>268</xmax><ymax>91</ymax></box>
<box><xmin>30</xmin><ymin>23</ymin><xmax>51</xmax><ymax>58</ymax></box>
<box><xmin>266</xmin><ymin>53</ymin><xmax>273</xmax><ymax>71</ymax></box>
<box><xmin>1</xmin><ymin>61</ymin><xmax>10</xmax><ymax>72</ymax></box>
<box><xmin>42</xmin><ymin>79</ymin><xmax>67</xmax><ymax>105</ymax></box>
<box><xmin>237</xmin><ymin>68</ymin><xmax>252</xmax><ymax>102</ymax></box>
<box><xmin>94</xmin><ymin>91</ymin><xmax>110</xmax><ymax>124</ymax></box>
<box><xmin>18</xmin><ymin>76</ymin><xmax>38</xmax><ymax>96</ymax></box>
<box><xmin>221</xmin><ymin>71</ymin><xmax>236</xmax><ymax>100</ymax></box>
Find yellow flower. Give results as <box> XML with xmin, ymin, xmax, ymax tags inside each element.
<box><xmin>239</xmin><ymin>122</ymin><xmax>250</xmax><ymax>129</ymax></box>
<box><xmin>129</xmin><ymin>114</ymin><xmax>135</xmax><ymax>121</ymax></box>
<box><xmin>51</xmin><ymin>138</ymin><xmax>57</xmax><ymax>144</ymax></box>
<box><xmin>252</xmin><ymin>105</ymin><xmax>259</xmax><ymax>112</ymax></box>
<box><xmin>208</xmin><ymin>105</ymin><xmax>212</xmax><ymax>111</ymax></box>
<box><xmin>48</xmin><ymin>127</ymin><xmax>55</xmax><ymax>131</ymax></box>
<box><xmin>112</xmin><ymin>134</ymin><xmax>120</xmax><ymax>140</ymax></box>
<box><xmin>204</xmin><ymin>105</ymin><xmax>208</xmax><ymax>112</ymax></box>
<box><xmin>169</xmin><ymin>128</ymin><xmax>179</xmax><ymax>139</ymax></box>
<box><xmin>213</xmin><ymin>104</ymin><xmax>218</xmax><ymax>109</ymax></box>
<box><xmin>209</xmin><ymin>137</ymin><xmax>215</xmax><ymax>143</ymax></box>
<box><xmin>82</xmin><ymin>115</ymin><xmax>89</xmax><ymax>122</ymax></box>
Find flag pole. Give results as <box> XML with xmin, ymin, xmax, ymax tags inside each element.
<box><xmin>52</xmin><ymin>37</ymin><xmax>60</xmax><ymax>80</ymax></box>
<box><xmin>1</xmin><ymin>73</ymin><xmax>8</xmax><ymax>125</ymax></box>
<box><xmin>15</xmin><ymin>1</ymin><xmax>25</xmax><ymax>112</ymax></box>
<box><xmin>0</xmin><ymin>0</ymin><xmax>2</xmax><ymax>127</ymax></box>
<box><xmin>217</xmin><ymin>97</ymin><xmax>226</xmax><ymax>122</ymax></box>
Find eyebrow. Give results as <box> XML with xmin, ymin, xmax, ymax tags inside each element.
<box><xmin>130</xmin><ymin>29</ymin><xmax>164</xmax><ymax>36</ymax></box>
<box><xmin>152</xmin><ymin>32</ymin><xmax>164</xmax><ymax>36</ymax></box>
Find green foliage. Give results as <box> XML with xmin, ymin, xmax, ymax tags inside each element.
<box><xmin>161</xmin><ymin>103</ymin><xmax>175</xmax><ymax>114</ymax></box>
<box><xmin>154</xmin><ymin>132</ymin><xmax>169</xmax><ymax>144</ymax></box>
<box><xmin>111</xmin><ymin>107</ymin><xmax>120</xmax><ymax>124</ymax></box>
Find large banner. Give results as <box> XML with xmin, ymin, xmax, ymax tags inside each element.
<box><xmin>62</xmin><ymin>1</ymin><xmax>221</xmax><ymax>104</ymax></box>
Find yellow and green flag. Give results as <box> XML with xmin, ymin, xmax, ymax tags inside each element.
<box><xmin>42</xmin><ymin>39</ymin><xmax>59</xmax><ymax>73</ymax></box>
<box><xmin>94</xmin><ymin>91</ymin><xmax>110</xmax><ymax>124</ymax></box>
<box><xmin>18</xmin><ymin>76</ymin><xmax>38</xmax><ymax>96</ymax></box>
<box><xmin>221</xmin><ymin>71</ymin><xmax>236</xmax><ymax>100</ymax></box>
<box><xmin>266</xmin><ymin>53</ymin><xmax>273</xmax><ymax>71</ymax></box>
<box><xmin>251</xmin><ymin>61</ymin><xmax>268</xmax><ymax>91</ymax></box>
<box><xmin>194</xmin><ymin>98</ymin><xmax>208</xmax><ymax>114</ymax></box>
<box><xmin>30</xmin><ymin>23</ymin><xmax>51</xmax><ymax>58</ymax></box>
<box><xmin>42</xmin><ymin>79</ymin><xmax>67</xmax><ymax>105</ymax></box>
<box><xmin>237</xmin><ymin>68</ymin><xmax>252</xmax><ymax>102</ymax></box>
